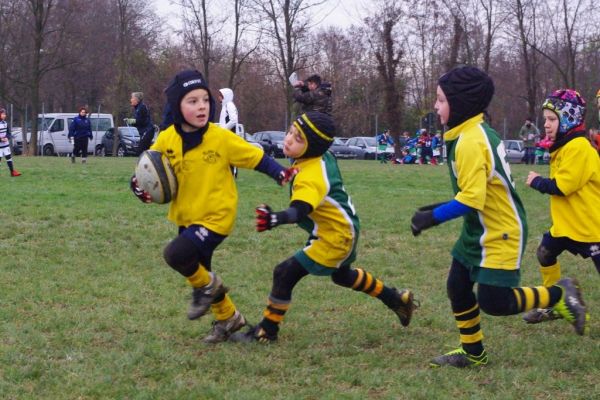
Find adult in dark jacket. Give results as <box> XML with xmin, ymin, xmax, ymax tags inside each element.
<box><xmin>68</xmin><ymin>107</ymin><xmax>93</xmax><ymax>163</ymax></box>
<box><xmin>292</xmin><ymin>74</ymin><xmax>332</xmax><ymax>115</ymax></box>
<box><xmin>126</xmin><ymin>92</ymin><xmax>154</xmax><ymax>152</ymax></box>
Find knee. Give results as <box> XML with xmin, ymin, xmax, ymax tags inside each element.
<box><xmin>536</xmin><ymin>244</ymin><xmax>556</xmax><ymax>266</ymax></box>
<box><xmin>478</xmin><ymin>284</ymin><xmax>513</xmax><ymax>316</ymax></box>
<box><xmin>163</xmin><ymin>236</ymin><xmax>199</xmax><ymax>276</ymax></box>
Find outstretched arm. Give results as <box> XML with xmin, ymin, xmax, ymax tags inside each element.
<box><xmin>255</xmin><ymin>201</ymin><xmax>313</xmax><ymax>231</ymax></box>
<box><xmin>254</xmin><ymin>154</ymin><xmax>297</xmax><ymax>185</ymax></box>
<box><xmin>411</xmin><ymin>200</ymin><xmax>472</xmax><ymax>236</ymax></box>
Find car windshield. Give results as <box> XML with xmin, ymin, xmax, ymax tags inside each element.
<box><xmin>333</xmin><ymin>138</ymin><xmax>344</xmax><ymax>145</ymax></box>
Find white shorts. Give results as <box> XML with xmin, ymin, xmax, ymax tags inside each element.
<box><xmin>0</xmin><ymin>146</ymin><xmax>11</xmax><ymax>157</ymax></box>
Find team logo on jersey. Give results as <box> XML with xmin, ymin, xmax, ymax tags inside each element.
<box><xmin>203</xmin><ymin>150</ymin><xmax>221</xmax><ymax>164</ymax></box>
<box><xmin>590</xmin><ymin>244</ymin><xmax>600</xmax><ymax>257</ymax></box>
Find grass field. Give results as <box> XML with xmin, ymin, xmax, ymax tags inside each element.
<box><xmin>1</xmin><ymin>156</ymin><xmax>599</xmax><ymax>399</ymax></box>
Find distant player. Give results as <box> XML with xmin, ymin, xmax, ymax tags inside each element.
<box><xmin>230</xmin><ymin>111</ymin><xmax>417</xmax><ymax>343</ymax></box>
<box><xmin>68</xmin><ymin>107</ymin><xmax>93</xmax><ymax>164</ymax></box>
<box><xmin>523</xmin><ymin>89</ymin><xmax>600</xmax><ymax>324</ymax></box>
<box><xmin>0</xmin><ymin>108</ymin><xmax>21</xmax><ymax>176</ymax></box>
<box><xmin>130</xmin><ymin>69</ymin><xmax>296</xmax><ymax>343</ymax></box>
<box><xmin>410</xmin><ymin>66</ymin><xmax>588</xmax><ymax>368</ymax></box>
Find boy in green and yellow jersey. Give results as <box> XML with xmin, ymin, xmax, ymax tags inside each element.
<box><xmin>410</xmin><ymin>66</ymin><xmax>588</xmax><ymax>368</ymax></box>
<box><xmin>231</xmin><ymin>111</ymin><xmax>417</xmax><ymax>343</ymax></box>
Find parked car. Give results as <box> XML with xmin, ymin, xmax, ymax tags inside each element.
<box><xmin>10</xmin><ymin>127</ymin><xmax>23</xmax><ymax>155</ymax></box>
<box><xmin>244</xmin><ymin>134</ymin><xmax>264</xmax><ymax>151</ymax></box>
<box><xmin>96</xmin><ymin>126</ymin><xmax>142</xmax><ymax>157</ymax></box>
<box><xmin>345</xmin><ymin>136</ymin><xmax>394</xmax><ymax>160</ymax></box>
<box><xmin>502</xmin><ymin>139</ymin><xmax>525</xmax><ymax>163</ymax></box>
<box><xmin>252</xmin><ymin>130</ymin><xmax>286</xmax><ymax>158</ymax></box>
<box><xmin>329</xmin><ymin>137</ymin><xmax>361</xmax><ymax>159</ymax></box>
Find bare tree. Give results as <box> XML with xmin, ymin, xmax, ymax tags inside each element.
<box><xmin>20</xmin><ymin>0</ymin><xmax>73</xmax><ymax>156</ymax></box>
<box><xmin>365</xmin><ymin>1</ymin><xmax>405</xmax><ymax>145</ymax></box>
<box><xmin>250</xmin><ymin>0</ymin><xmax>325</xmax><ymax>120</ymax></box>
<box><xmin>226</xmin><ymin>0</ymin><xmax>260</xmax><ymax>88</ymax></box>
<box><xmin>179</xmin><ymin>0</ymin><xmax>226</xmax><ymax>84</ymax></box>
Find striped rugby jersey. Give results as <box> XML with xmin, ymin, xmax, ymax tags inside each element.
<box><xmin>444</xmin><ymin>113</ymin><xmax>527</xmax><ymax>272</ymax></box>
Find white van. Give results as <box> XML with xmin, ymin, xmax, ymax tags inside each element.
<box><xmin>16</xmin><ymin>113</ymin><xmax>114</xmax><ymax>156</ymax></box>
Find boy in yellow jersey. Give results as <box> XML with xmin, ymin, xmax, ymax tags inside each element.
<box><xmin>410</xmin><ymin>66</ymin><xmax>588</xmax><ymax>368</ymax></box>
<box><xmin>523</xmin><ymin>89</ymin><xmax>600</xmax><ymax>324</ymax></box>
<box><xmin>230</xmin><ymin>111</ymin><xmax>417</xmax><ymax>343</ymax></box>
<box><xmin>130</xmin><ymin>70</ymin><xmax>295</xmax><ymax>343</ymax></box>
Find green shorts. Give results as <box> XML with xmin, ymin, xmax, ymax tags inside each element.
<box><xmin>294</xmin><ymin>250</ymin><xmax>350</xmax><ymax>276</ymax></box>
<box><xmin>453</xmin><ymin>254</ymin><xmax>521</xmax><ymax>288</ymax></box>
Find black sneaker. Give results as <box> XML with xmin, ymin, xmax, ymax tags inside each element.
<box><xmin>430</xmin><ymin>348</ymin><xmax>488</xmax><ymax>368</ymax></box>
<box><xmin>229</xmin><ymin>325</ymin><xmax>278</xmax><ymax>344</ymax></box>
<box><xmin>553</xmin><ymin>278</ymin><xmax>589</xmax><ymax>335</ymax></box>
<box><xmin>389</xmin><ymin>288</ymin><xmax>418</xmax><ymax>327</ymax></box>
<box><xmin>187</xmin><ymin>273</ymin><xmax>228</xmax><ymax>320</ymax></box>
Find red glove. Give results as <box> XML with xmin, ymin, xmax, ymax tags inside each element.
<box><xmin>255</xmin><ymin>204</ymin><xmax>279</xmax><ymax>232</ymax></box>
<box><xmin>130</xmin><ymin>176</ymin><xmax>152</xmax><ymax>203</ymax></box>
<box><xmin>277</xmin><ymin>167</ymin><xmax>298</xmax><ymax>186</ymax></box>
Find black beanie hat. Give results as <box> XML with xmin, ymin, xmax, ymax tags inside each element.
<box><xmin>165</xmin><ymin>69</ymin><xmax>215</xmax><ymax>125</ymax></box>
<box><xmin>293</xmin><ymin>111</ymin><xmax>335</xmax><ymax>158</ymax></box>
<box><xmin>438</xmin><ymin>66</ymin><xmax>494</xmax><ymax>128</ymax></box>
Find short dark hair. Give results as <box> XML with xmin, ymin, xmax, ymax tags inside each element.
<box><xmin>306</xmin><ymin>74</ymin><xmax>322</xmax><ymax>86</ymax></box>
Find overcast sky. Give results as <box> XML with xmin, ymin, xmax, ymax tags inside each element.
<box><xmin>151</xmin><ymin>0</ymin><xmax>366</xmax><ymax>33</ymax></box>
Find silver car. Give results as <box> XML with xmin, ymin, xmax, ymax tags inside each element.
<box><xmin>502</xmin><ymin>140</ymin><xmax>525</xmax><ymax>163</ymax></box>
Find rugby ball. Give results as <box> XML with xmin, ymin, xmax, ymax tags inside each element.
<box><xmin>135</xmin><ymin>150</ymin><xmax>178</xmax><ymax>204</ymax></box>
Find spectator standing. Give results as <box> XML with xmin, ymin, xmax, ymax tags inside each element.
<box><xmin>68</xmin><ymin>107</ymin><xmax>93</xmax><ymax>164</ymax></box>
<box><xmin>292</xmin><ymin>74</ymin><xmax>333</xmax><ymax>115</ymax></box>
<box><xmin>0</xmin><ymin>108</ymin><xmax>21</xmax><ymax>176</ymax></box>
<box><xmin>418</xmin><ymin>129</ymin><xmax>435</xmax><ymax>165</ymax></box>
<box><xmin>519</xmin><ymin>118</ymin><xmax>540</xmax><ymax>164</ymax></box>
<box><xmin>126</xmin><ymin>92</ymin><xmax>154</xmax><ymax>152</ymax></box>
<box><xmin>217</xmin><ymin>88</ymin><xmax>239</xmax><ymax>133</ymax></box>
<box><xmin>376</xmin><ymin>129</ymin><xmax>393</xmax><ymax>163</ymax></box>
<box><xmin>432</xmin><ymin>131</ymin><xmax>443</xmax><ymax>164</ymax></box>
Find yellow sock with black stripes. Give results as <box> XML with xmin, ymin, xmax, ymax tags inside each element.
<box><xmin>350</xmin><ymin>268</ymin><xmax>404</xmax><ymax>309</ymax></box>
<box><xmin>187</xmin><ymin>265</ymin><xmax>211</xmax><ymax>288</ymax></box>
<box><xmin>351</xmin><ymin>268</ymin><xmax>384</xmax><ymax>297</ymax></box>
<box><xmin>540</xmin><ymin>262</ymin><xmax>561</xmax><ymax>287</ymax></box>
<box><xmin>454</xmin><ymin>303</ymin><xmax>484</xmax><ymax>356</ymax></box>
<box><xmin>210</xmin><ymin>294</ymin><xmax>236</xmax><ymax>321</ymax></box>
<box><xmin>260</xmin><ymin>296</ymin><xmax>291</xmax><ymax>337</ymax></box>
<box><xmin>513</xmin><ymin>285</ymin><xmax>561</xmax><ymax>312</ymax></box>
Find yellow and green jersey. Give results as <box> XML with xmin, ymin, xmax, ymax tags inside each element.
<box><xmin>290</xmin><ymin>152</ymin><xmax>359</xmax><ymax>269</ymax></box>
<box><xmin>151</xmin><ymin>123</ymin><xmax>264</xmax><ymax>235</ymax></box>
<box><xmin>445</xmin><ymin>114</ymin><xmax>527</xmax><ymax>284</ymax></box>
<box><xmin>549</xmin><ymin>136</ymin><xmax>600</xmax><ymax>242</ymax></box>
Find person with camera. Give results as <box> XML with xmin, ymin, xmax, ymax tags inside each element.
<box><xmin>292</xmin><ymin>74</ymin><xmax>332</xmax><ymax>115</ymax></box>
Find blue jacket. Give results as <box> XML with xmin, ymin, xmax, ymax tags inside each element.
<box><xmin>68</xmin><ymin>115</ymin><xmax>93</xmax><ymax>139</ymax></box>
<box><xmin>133</xmin><ymin>102</ymin><xmax>153</xmax><ymax>135</ymax></box>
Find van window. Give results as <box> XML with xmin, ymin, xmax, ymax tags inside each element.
<box><xmin>37</xmin><ymin>117</ymin><xmax>54</xmax><ymax>130</ymax></box>
<box><xmin>91</xmin><ymin>118</ymin><xmax>112</xmax><ymax>131</ymax></box>
<box><xmin>50</xmin><ymin>119</ymin><xmax>64</xmax><ymax>132</ymax></box>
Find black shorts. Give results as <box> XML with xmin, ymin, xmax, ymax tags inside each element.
<box><xmin>178</xmin><ymin>225</ymin><xmax>226</xmax><ymax>269</ymax></box>
<box><xmin>541</xmin><ymin>232</ymin><xmax>600</xmax><ymax>260</ymax></box>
